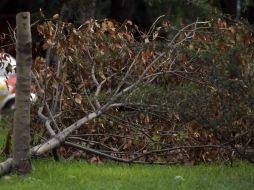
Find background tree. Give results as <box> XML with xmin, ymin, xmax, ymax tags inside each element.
<box><xmin>60</xmin><ymin>0</ymin><xmax>97</xmax><ymax>25</ymax></box>
<box><xmin>110</xmin><ymin>0</ymin><xmax>134</xmax><ymax>22</ymax></box>
<box><xmin>220</xmin><ymin>0</ymin><xmax>238</xmax><ymax>16</ymax></box>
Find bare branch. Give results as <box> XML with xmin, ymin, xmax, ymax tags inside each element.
<box><xmin>0</xmin><ymin>158</ymin><xmax>13</xmax><ymax>176</ymax></box>
<box><xmin>64</xmin><ymin>141</ymin><xmax>131</xmax><ymax>163</ymax></box>
<box><xmin>83</xmin><ymin>88</ymin><xmax>96</xmax><ymax>111</ymax></box>
<box><xmin>86</xmin><ymin>49</ymin><xmax>99</xmax><ymax>86</ymax></box>
<box><xmin>31</xmin><ymin>110</ymin><xmax>103</xmax><ymax>156</ymax></box>
<box><xmin>94</xmin><ymin>79</ymin><xmax>106</xmax><ymax>108</ymax></box>
<box><xmin>112</xmin><ymin>52</ymin><xmax>166</xmax><ymax>99</ymax></box>
<box><xmin>147</xmin><ymin>15</ymin><xmax>166</xmax><ymax>36</ymax></box>
<box><xmin>113</xmin><ymin>50</ymin><xmax>142</xmax><ymax>95</ymax></box>
<box><xmin>130</xmin><ymin>145</ymin><xmax>231</xmax><ymax>162</ymax></box>
<box><xmin>32</xmin><ymin>71</ymin><xmax>61</xmax><ymax>133</ymax></box>
<box><xmin>168</xmin><ymin>20</ymin><xmax>210</xmax><ymax>47</ymax></box>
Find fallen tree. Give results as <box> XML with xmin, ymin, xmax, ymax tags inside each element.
<box><xmin>1</xmin><ymin>15</ymin><xmax>254</xmax><ymax>176</ymax></box>
<box><xmin>0</xmin><ymin>16</ymin><xmax>214</xmax><ymax>176</ymax></box>
<box><xmin>30</xmin><ymin>17</ymin><xmax>254</xmax><ymax>164</ymax></box>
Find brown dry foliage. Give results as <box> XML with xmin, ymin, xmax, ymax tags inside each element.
<box><xmin>14</xmin><ymin>17</ymin><xmax>254</xmax><ymax>164</ymax></box>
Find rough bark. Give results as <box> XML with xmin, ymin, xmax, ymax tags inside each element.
<box><xmin>12</xmin><ymin>12</ymin><xmax>32</xmax><ymax>175</ymax></box>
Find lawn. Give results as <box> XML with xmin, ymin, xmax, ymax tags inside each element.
<box><xmin>0</xmin><ymin>159</ymin><xmax>253</xmax><ymax>190</ymax></box>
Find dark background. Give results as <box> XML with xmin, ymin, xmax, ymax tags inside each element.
<box><xmin>1</xmin><ymin>0</ymin><xmax>254</xmax><ymax>28</ymax></box>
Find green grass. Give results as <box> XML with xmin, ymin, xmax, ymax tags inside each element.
<box><xmin>0</xmin><ymin>159</ymin><xmax>253</xmax><ymax>190</ymax></box>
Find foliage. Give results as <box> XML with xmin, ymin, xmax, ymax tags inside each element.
<box><xmin>148</xmin><ymin>17</ymin><xmax>254</xmax><ymax>162</ymax></box>
<box><xmin>179</xmin><ymin>17</ymin><xmax>254</xmax><ymax>141</ymax></box>
<box><xmin>1</xmin><ymin>8</ymin><xmax>254</xmax><ymax>165</ymax></box>
<box><xmin>24</xmin><ymin>12</ymin><xmax>254</xmax><ymax>165</ymax></box>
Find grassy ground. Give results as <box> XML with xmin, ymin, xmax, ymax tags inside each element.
<box><xmin>0</xmin><ymin>159</ymin><xmax>253</xmax><ymax>190</ymax></box>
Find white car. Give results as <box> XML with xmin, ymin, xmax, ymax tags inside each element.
<box><xmin>0</xmin><ymin>52</ymin><xmax>36</xmax><ymax>114</ymax></box>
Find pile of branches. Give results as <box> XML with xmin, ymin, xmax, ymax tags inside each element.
<box><xmin>2</xmin><ymin>15</ymin><xmax>253</xmax><ymax>165</ymax></box>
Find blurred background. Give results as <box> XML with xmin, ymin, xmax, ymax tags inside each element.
<box><xmin>0</xmin><ymin>0</ymin><xmax>254</xmax><ymax>31</ymax></box>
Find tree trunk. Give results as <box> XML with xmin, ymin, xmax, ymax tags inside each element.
<box><xmin>244</xmin><ymin>0</ymin><xmax>254</xmax><ymax>24</ymax></box>
<box><xmin>60</xmin><ymin>0</ymin><xmax>97</xmax><ymax>25</ymax></box>
<box><xmin>110</xmin><ymin>0</ymin><xmax>134</xmax><ymax>23</ymax></box>
<box><xmin>220</xmin><ymin>0</ymin><xmax>237</xmax><ymax>16</ymax></box>
<box><xmin>12</xmin><ymin>12</ymin><xmax>32</xmax><ymax>175</ymax></box>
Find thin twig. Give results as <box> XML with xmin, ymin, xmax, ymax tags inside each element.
<box><xmin>94</xmin><ymin>79</ymin><xmax>106</xmax><ymax>108</ymax></box>
<box><xmin>64</xmin><ymin>141</ymin><xmax>131</xmax><ymax>163</ymax></box>
<box><xmin>130</xmin><ymin>144</ymin><xmax>231</xmax><ymax>162</ymax></box>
